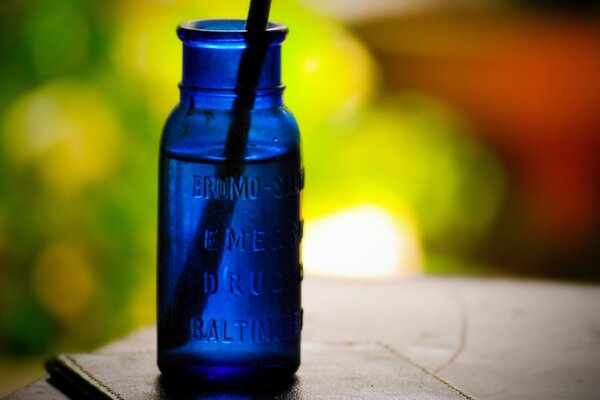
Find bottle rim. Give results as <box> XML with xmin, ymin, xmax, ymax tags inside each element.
<box><xmin>178</xmin><ymin>19</ymin><xmax>288</xmax><ymax>42</ymax></box>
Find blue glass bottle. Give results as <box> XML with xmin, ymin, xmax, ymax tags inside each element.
<box><xmin>157</xmin><ymin>19</ymin><xmax>303</xmax><ymax>384</ymax></box>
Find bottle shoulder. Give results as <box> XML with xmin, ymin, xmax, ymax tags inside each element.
<box><xmin>161</xmin><ymin>104</ymin><xmax>300</xmax><ymax>162</ymax></box>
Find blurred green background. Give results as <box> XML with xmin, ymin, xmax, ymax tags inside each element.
<box><xmin>1</xmin><ymin>0</ymin><xmax>599</xmax><ymax>394</ymax></box>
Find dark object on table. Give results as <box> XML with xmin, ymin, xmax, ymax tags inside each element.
<box><xmin>41</xmin><ymin>342</ymin><xmax>466</xmax><ymax>399</ymax></box>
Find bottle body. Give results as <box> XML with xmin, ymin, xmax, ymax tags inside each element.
<box><xmin>157</xmin><ymin>20</ymin><xmax>302</xmax><ymax>383</ymax></box>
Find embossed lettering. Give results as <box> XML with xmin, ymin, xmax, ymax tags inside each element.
<box><xmin>273</xmin><ymin>220</ymin><xmax>303</xmax><ymax>250</ymax></box>
<box><xmin>191</xmin><ymin>315</ymin><xmax>301</xmax><ymax>343</ymax></box>
<box><xmin>253</xmin><ymin>230</ymin><xmax>265</xmax><ymax>251</ymax></box>
<box><xmin>234</xmin><ymin>320</ymin><xmax>248</xmax><ymax>342</ymax></box>
<box><xmin>222</xmin><ymin>321</ymin><xmax>234</xmax><ymax>343</ymax></box>
<box><xmin>204</xmin><ymin>229</ymin><xmax>218</xmax><ymax>251</ymax></box>
<box><xmin>203</xmin><ymin>228</ymin><xmax>269</xmax><ymax>252</ymax></box>
<box><xmin>228</xmin><ymin>273</ymin><xmax>242</xmax><ymax>295</ymax></box>
<box><xmin>195</xmin><ymin>270</ymin><xmax>295</xmax><ymax>296</ymax></box>
<box><xmin>250</xmin><ymin>271</ymin><xmax>264</xmax><ymax>296</ymax></box>
<box><xmin>252</xmin><ymin>319</ymin><xmax>271</xmax><ymax>342</ymax></box>
<box><xmin>203</xmin><ymin>272</ymin><xmax>218</xmax><ymax>294</ymax></box>
<box><xmin>272</xmin><ymin>169</ymin><xmax>304</xmax><ymax>198</ymax></box>
<box><xmin>226</xmin><ymin>228</ymin><xmax>245</xmax><ymax>251</ymax></box>
<box><xmin>193</xmin><ymin>176</ymin><xmax>260</xmax><ymax>200</ymax></box>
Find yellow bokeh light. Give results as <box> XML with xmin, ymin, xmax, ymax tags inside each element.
<box><xmin>284</xmin><ymin>20</ymin><xmax>378</xmax><ymax>130</ymax></box>
<box><xmin>2</xmin><ymin>81</ymin><xmax>121</xmax><ymax>194</ymax></box>
<box><xmin>303</xmin><ymin>205</ymin><xmax>422</xmax><ymax>279</ymax></box>
<box><xmin>301</xmin><ymin>56</ymin><xmax>320</xmax><ymax>75</ymax></box>
<box><xmin>111</xmin><ymin>0</ymin><xmax>377</xmax><ymax>124</ymax></box>
<box><xmin>31</xmin><ymin>242</ymin><xmax>96</xmax><ymax>324</ymax></box>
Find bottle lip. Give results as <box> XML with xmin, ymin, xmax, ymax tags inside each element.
<box><xmin>178</xmin><ymin>19</ymin><xmax>288</xmax><ymax>42</ymax></box>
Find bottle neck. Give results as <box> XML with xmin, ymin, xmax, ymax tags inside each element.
<box><xmin>179</xmin><ymin>86</ymin><xmax>284</xmax><ymax>110</ymax></box>
<box><xmin>176</xmin><ymin>20</ymin><xmax>288</xmax><ymax>111</ymax></box>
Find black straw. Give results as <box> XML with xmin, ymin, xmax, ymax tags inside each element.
<box><xmin>246</xmin><ymin>0</ymin><xmax>272</xmax><ymax>32</ymax></box>
<box><xmin>223</xmin><ymin>0</ymin><xmax>272</xmax><ymax>159</ymax></box>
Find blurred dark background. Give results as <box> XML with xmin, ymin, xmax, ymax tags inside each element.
<box><xmin>1</xmin><ymin>0</ymin><xmax>599</xmax><ymax>394</ymax></box>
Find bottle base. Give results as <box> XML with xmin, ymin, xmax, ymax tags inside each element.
<box><xmin>158</xmin><ymin>357</ymin><xmax>299</xmax><ymax>386</ymax></box>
